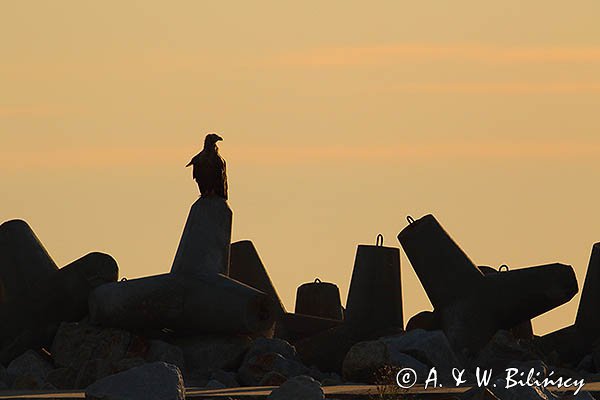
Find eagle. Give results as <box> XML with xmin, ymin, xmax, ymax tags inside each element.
<box><xmin>186</xmin><ymin>133</ymin><xmax>228</xmax><ymax>200</ymax></box>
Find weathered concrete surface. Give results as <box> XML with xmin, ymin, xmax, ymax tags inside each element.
<box><xmin>85</xmin><ymin>362</ymin><xmax>184</xmax><ymax>400</ymax></box>
<box><xmin>398</xmin><ymin>214</ymin><xmax>484</xmax><ymax>309</ymax></box>
<box><xmin>266</xmin><ymin>375</ymin><xmax>324</xmax><ymax>400</ymax></box>
<box><xmin>0</xmin><ymin>252</ymin><xmax>118</xmax><ymax>365</ymax></box>
<box><xmin>535</xmin><ymin>243</ymin><xmax>600</xmax><ymax>365</ymax></box>
<box><xmin>229</xmin><ymin>240</ymin><xmax>286</xmax><ymax>315</ymax></box>
<box><xmin>295</xmin><ymin>279</ymin><xmax>343</xmax><ymax>321</ymax></box>
<box><xmin>345</xmin><ymin>242</ymin><xmax>403</xmax><ymax>334</ymax></box>
<box><xmin>274</xmin><ymin>312</ymin><xmax>343</xmax><ymax>343</ymax></box>
<box><xmin>171</xmin><ymin>197</ymin><xmax>232</xmax><ymax>277</ymax></box>
<box><xmin>398</xmin><ymin>214</ymin><xmax>578</xmax><ymax>353</ymax></box>
<box><xmin>89</xmin><ymin>273</ymin><xmax>276</xmax><ymax>335</ymax></box>
<box><xmin>173</xmin><ymin>334</ymin><xmax>252</xmax><ymax>374</ymax></box>
<box><xmin>576</xmin><ymin>243</ymin><xmax>600</xmax><ymax>343</ymax></box>
<box><xmin>0</xmin><ymin>220</ymin><xmax>58</xmax><ymax>305</ymax></box>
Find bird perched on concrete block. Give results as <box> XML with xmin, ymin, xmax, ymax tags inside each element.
<box><xmin>186</xmin><ymin>133</ymin><xmax>228</xmax><ymax>199</ymax></box>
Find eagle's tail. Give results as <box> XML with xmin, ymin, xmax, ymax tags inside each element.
<box><xmin>185</xmin><ymin>160</ymin><xmax>193</xmax><ymax>167</ymax></box>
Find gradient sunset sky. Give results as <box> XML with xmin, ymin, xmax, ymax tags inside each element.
<box><xmin>2</xmin><ymin>1</ymin><xmax>599</xmax><ymax>335</ymax></box>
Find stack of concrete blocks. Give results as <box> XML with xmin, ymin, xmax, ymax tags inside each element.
<box><xmin>0</xmin><ymin>220</ymin><xmax>118</xmax><ymax>364</ymax></box>
<box><xmin>89</xmin><ymin>197</ymin><xmax>277</xmax><ymax>336</ymax></box>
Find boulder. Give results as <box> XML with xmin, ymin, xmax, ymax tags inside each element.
<box><xmin>85</xmin><ymin>362</ymin><xmax>184</xmax><ymax>400</ymax></box>
<box><xmin>460</xmin><ymin>387</ymin><xmax>501</xmax><ymax>399</ymax></box>
<box><xmin>51</xmin><ymin>322</ymin><xmax>131</xmax><ymax>370</ymax></box>
<box><xmin>266</xmin><ymin>375</ymin><xmax>324</xmax><ymax>400</ymax></box>
<box><xmin>243</xmin><ymin>337</ymin><xmax>297</xmax><ymax>363</ymax></box>
<box><xmin>491</xmin><ymin>378</ymin><xmax>558</xmax><ymax>400</ymax></box>
<box><xmin>342</xmin><ymin>339</ymin><xmax>428</xmax><ymax>383</ymax></box>
<box><xmin>238</xmin><ymin>352</ymin><xmax>309</xmax><ymax>386</ymax></box>
<box><xmin>6</xmin><ymin>350</ymin><xmax>53</xmax><ymax>389</ymax></box>
<box><xmin>174</xmin><ymin>335</ymin><xmax>251</xmax><ymax>374</ymax></box>
<box><xmin>209</xmin><ymin>370</ymin><xmax>239</xmax><ymax>388</ymax></box>
<box><xmin>45</xmin><ymin>367</ymin><xmax>78</xmax><ymax>390</ymax></box>
<box><xmin>146</xmin><ymin>340</ymin><xmax>184</xmax><ymax>370</ymax></box>
<box><xmin>380</xmin><ymin>329</ymin><xmax>460</xmax><ymax>370</ymax></box>
<box><xmin>474</xmin><ymin>330</ymin><xmax>538</xmax><ymax>372</ymax></box>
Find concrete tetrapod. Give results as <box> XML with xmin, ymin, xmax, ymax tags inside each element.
<box><xmin>229</xmin><ymin>240</ymin><xmax>286</xmax><ymax>316</ymax></box>
<box><xmin>0</xmin><ymin>251</ymin><xmax>118</xmax><ymax>364</ymax></box>
<box><xmin>171</xmin><ymin>197</ymin><xmax>232</xmax><ymax>276</ymax></box>
<box><xmin>398</xmin><ymin>214</ymin><xmax>578</xmax><ymax>354</ymax></box>
<box><xmin>345</xmin><ymin>235</ymin><xmax>403</xmax><ymax>334</ymax></box>
<box><xmin>537</xmin><ymin>243</ymin><xmax>600</xmax><ymax>363</ymax></box>
<box><xmin>295</xmin><ymin>278</ymin><xmax>344</xmax><ymax>321</ymax></box>
<box><xmin>89</xmin><ymin>273</ymin><xmax>276</xmax><ymax>335</ymax></box>
<box><xmin>0</xmin><ymin>220</ymin><xmax>58</xmax><ymax>304</ymax></box>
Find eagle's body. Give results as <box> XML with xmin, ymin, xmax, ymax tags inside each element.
<box><xmin>186</xmin><ymin>134</ymin><xmax>228</xmax><ymax>200</ymax></box>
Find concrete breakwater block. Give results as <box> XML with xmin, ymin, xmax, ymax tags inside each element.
<box><xmin>89</xmin><ymin>273</ymin><xmax>276</xmax><ymax>335</ymax></box>
<box><xmin>295</xmin><ymin>278</ymin><xmax>343</xmax><ymax>321</ymax></box>
<box><xmin>171</xmin><ymin>197</ymin><xmax>232</xmax><ymax>276</ymax></box>
<box><xmin>229</xmin><ymin>240</ymin><xmax>286</xmax><ymax>316</ymax></box>
<box><xmin>0</xmin><ymin>219</ymin><xmax>58</xmax><ymax>304</ymax></box>
<box><xmin>398</xmin><ymin>214</ymin><xmax>578</xmax><ymax>353</ymax></box>
<box><xmin>345</xmin><ymin>235</ymin><xmax>403</xmax><ymax>334</ymax></box>
<box><xmin>0</xmin><ymin>250</ymin><xmax>118</xmax><ymax>365</ymax></box>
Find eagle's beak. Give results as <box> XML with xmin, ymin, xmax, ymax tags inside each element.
<box><xmin>216</xmin><ymin>135</ymin><xmax>223</xmax><ymax>142</ymax></box>
<box><xmin>185</xmin><ymin>161</ymin><xmax>192</xmax><ymax>167</ymax></box>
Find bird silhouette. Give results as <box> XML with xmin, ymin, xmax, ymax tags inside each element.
<box><xmin>186</xmin><ymin>133</ymin><xmax>228</xmax><ymax>200</ymax></box>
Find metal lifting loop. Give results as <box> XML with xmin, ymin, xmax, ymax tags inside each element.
<box><xmin>314</xmin><ymin>278</ymin><xmax>321</xmax><ymax>283</ymax></box>
<box><xmin>407</xmin><ymin>216</ymin><xmax>415</xmax><ymax>224</ymax></box>
<box><xmin>121</xmin><ymin>277</ymin><xmax>128</xmax><ymax>282</ymax></box>
<box><xmin>376</xmin><ymin>234</ymin><xmax>384</xmax><ymax>246</ymax></box>
<box><xmin>499</xmin><ymin>264</ymin><xmax>510</xmax><ymax>272</ymax></box>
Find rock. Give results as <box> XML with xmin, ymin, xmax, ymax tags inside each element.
<box><xmin>238</xmin><ymin>352</ymin><xmax>309</xmax><ymax>386</ymax></box>
<box><xmin>175</xmin><ymin>335</ymin><xmax>251</xmax><ymax>374</ymax></box>
<box><xmin>75</xmin><ymin>359</ymin><xmax>112</xmax><ymax>389</ymax></box>
<box><xmin>146</xmin><ymin>340</ymin><xmax>184</xmax><ymax>370</ymax></box>
<box><xmin>576</xmin><ymin>354</ymin><xmax>594</xmax><ymax>373</ymax></box>
<box><xmin>112</xmin><ymin>358</ymin><xmax>147</xmax><ymax>373</ymax></box>
<box><xmin>461</xmin><ymin>387</ymin><xmax>501</xmax><ymax>399</ymax></box>
<box><xmin>205</xmin><ymin>379</ymin><xmax>226</xmax><ymax>389</ymax></box>
<box><xmin>507</xmin><ymin>360</ymin><xmax>549</xmax><ymax>380</ymax></box>
<box><xmin>209</xmin><ymin>370</ymin><xmax>238</xmax><ymax>388</ymax></box>
<box><xmin>85</xmin><ymin>362</ymin><xmax>184</xmax><ymax>400</ymax></box>
<box><xmin>51</xmin><ymin>322</ymin><xmax>131</xmax><ymax>369</ymax></box>
<box><xmin>560</xmin><ymin>393</ymin><xmax>596</xmax><ymax>400</ymax></box>
<box><xmin>243</xmin><ymin>338</ymin><xmax>297</xmax><ymax>363</ymax></box>
<box><xmin>342</xmin><ymin>339</ymin><xmax>428</xmax><ymax>383</ymax></box>
<box><xmin>45</xmin><ymin>367</ymin><xmax>78</xmax><ymax>390</ymax></box>
<box><xmin>6</xmin><ymin>350</ymin><xmax>53</xmax><ymax>389</ymax></box>
<box><xmin>0</xmin><ymin>363</ymin><xmax>8</xmax><ymax>385</ymax></box>
<box><xmin>266</xmin><ymin>375</ymin><xmax>324</xmax><ymax>400</ymax></box>
<box><xmin>380</xmin><ymin>329</ymin><xmax>460</xmax><ymax>370</ymax></box>
<box><xmin>259</xmin><ymin>371</ymin><xmax>288</xmax><ymax>386</ymax></box>
<box><xmin>491</xmin><ymin>378</ymin><xmax>558</xmax><ymax>400</ymax></box>
<box><xmin>474</xmin><ymin>330</ymin><xmax>538</xmax><ymax>372</ymax></box>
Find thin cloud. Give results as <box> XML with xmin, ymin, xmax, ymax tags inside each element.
<box><xmin>273</xmin><ymin>44</ymin><xmax>600</xmax><ymax>67</ymax></box>
<box><xmin>0</xmin><ymin>105</ymin><xmax>74</xmax><ymax>118</ymax></box>
<box><xmin>2</xmin><ymin>141</ymin><xmax>600</xmax><ymax>170</ymax></box>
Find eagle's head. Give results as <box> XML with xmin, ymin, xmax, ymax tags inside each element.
<box><xmin>204</xmin><ymin>133</ymin><xmax>223</xmax><ymax>148</ymax></box>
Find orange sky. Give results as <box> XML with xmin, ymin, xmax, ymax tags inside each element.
<box><xmin>2</xmin><ymin>1</ymin><xmax>600</xmax><ymax>335</ymax></box>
